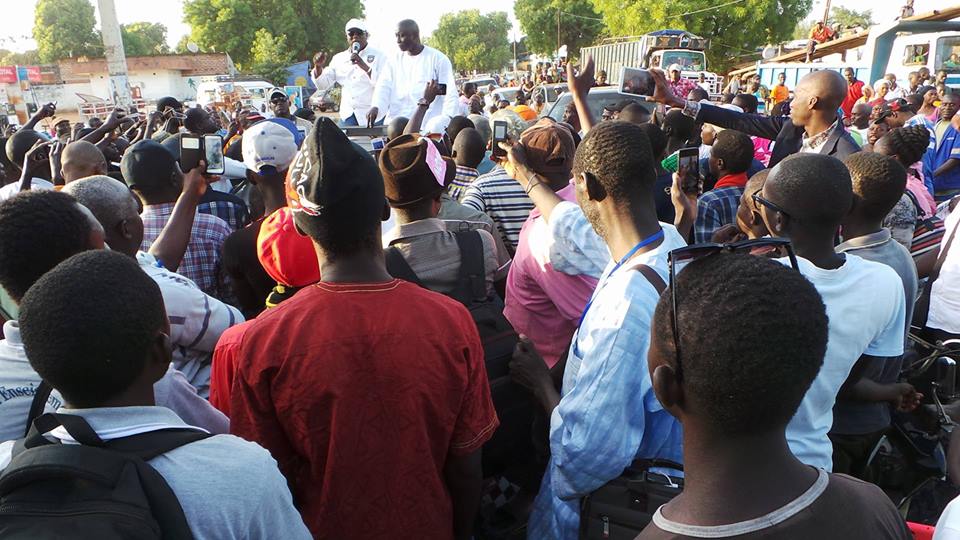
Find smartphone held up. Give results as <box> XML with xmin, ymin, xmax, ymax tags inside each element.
<box><xmin>491</xmin><ymin>121</ymin><xmax>508</xmax><ymax>159</ymax></box>
<box><xmin>677</xmin><ymin>147</ymin><xmax>701</xmax><ymax>196</ymax></box>
<box><xmin>619</xmin><ymin>67</ymin><xmax>655</xmax><ymax>98</ymax></box>
<box><xmin>179</xmin><ymin>134</ymin><xmax>224</xmax><ymax>175</ymax></box>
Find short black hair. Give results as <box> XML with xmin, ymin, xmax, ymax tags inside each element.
<box><xmin>573</xmin><ymin>120</ymin><xmax>655</xmax><ymax>203</ymax></box>
<box><xmin>662</xmin><ymin>109</ymin><xmax>695</xmax><ymax>141</ymax></box>
<box><xmin>446</xmin><ymin>116</ymin><xmax>475</xmax><ymax>148</ymax></box>
<box><xmin>0</xmin><ymin>137</ymin><xmax>14</xmax><ymax>182</ymax></box>
<box><xmin>844</xmin><ymin>152</ymin><xmax>908</xmax><ymax>222</ymax></box>
<box><xmin>653</xmin><ymin>252</ymin><xmax>828</xmax><ymax>435</ymax></box>
<box><xmin>19</xmin><ymin>250</ymin><xmax>165</xmax><ymax>408</ymax></box>
<box><xmin>619</xmin><ymin>102</ymin><xmax>651</xmax><ymax>125</ymax></box>
<box><xmin>687</xmin><ymin>87</ymin><xmax>709</xmax><ymax>102</ymax></box>
<box><xmin>156</xmin><ymin>96</ymin><xmax>183</xmax><ymax>112</ymax></box>
<box><xmin>5</xmin><ymin>130</ymin><xmax>46</xmax><ymax>171</ymax></box>
<box><xmin>452</xmin><ymin>127</ymin><xmax>485</xmax><ymax>169</ymax></box>
<box><xmin>732</xmin><ymin>93</ymin><xmax>759</xmax><ymax>114</ymax></box>
<box><xmin>637</xmin><ymin>123</ymin><xmax>667</xmax><ymax>160</ymax></box>
<box><xmin>768</xmin><ymin>153</ymin><xmax>853</xmax><ymax>231</ymax></box>
<box><xmin>463</xmin><ymin>82</ymin><xmax>477</xmax><ymax>93</ymax></box>
<box><xmin>710</xmin><ymin>130</ymin><xmax>754</xmax><ymax>174</ymax></box>
<box><xmin>293</xmin><ymin>107</ymin><xmax>316</xmax><ymax>122</ymax></box>
<box><xmin>720</xmin><ymin>93</ymin><xmax>735</xmax><ymax>104</ymax></box>
<box><xmin>0</xmin><ymin>191</ymin><xmax>94</xmax><ymax>302</ymax></box>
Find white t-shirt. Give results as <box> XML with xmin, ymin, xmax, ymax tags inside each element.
<box><xmin>928</xmin><ymin>208</ymin><xmax>960</xmax><ymax>334</ymax></box>
<box><xmin>784</xmin><ymin>254</ymin><xmax>906</xmax><ymax>471</ymax></box>
<box><xmin>371</xmin><ymin>45</ymin><xmax>458</xmax><ymax>124</ymax></box>
<box><xmin>312</xmin><ymin>44</ymin><xmax>384</xmax><ymax>123</ymax></box>
<box><xmin>936</xmin><ymin>494</ymin><xmax>960</xmax><ymax>539</ymax></box>
<box><xmin>0</xmin><ymin>178</ymin><xmax>53</xmax><ymax>202</ymax></box>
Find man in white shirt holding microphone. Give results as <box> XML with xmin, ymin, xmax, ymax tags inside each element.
<box><xmin>366</xmin><ymin>19</ymin><xmax>458</xmax><ymax>128</ymax></box>
<box><xmin>311</xmin><ymin>18</ymin><xmax>384</xmax><ymax>127</ymax></box>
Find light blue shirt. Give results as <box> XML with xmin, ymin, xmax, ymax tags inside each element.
<box><xmin>528</xmin><ymin>202</ymin><xmax>686</xmax><ymax>539</ymax></box>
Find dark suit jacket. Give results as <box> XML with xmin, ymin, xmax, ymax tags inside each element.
<box><xmin>697</xmin><ymin>104</ymin><xmax>861</xmax><ymax>168</ymax></box>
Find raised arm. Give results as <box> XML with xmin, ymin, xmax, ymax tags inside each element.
<box><xmin>648</xmin><ymin>69</ymin><xmax>785</xmax><ymax>140</ymax></box>
<box><xmin>147</xmin><ymin>163</ymin><xmax>208</xmax><ymax>271</ymax></box>
<box><xmin>566</xmin><ymin>56</ymin><xmax>596</xmax><ymax>135</ymax></box>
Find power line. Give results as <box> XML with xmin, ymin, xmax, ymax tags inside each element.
<box><xmin>666</xmin><ymin>0</ymin><xmax>747</xmax><ymax>19</ymax></box>
<box><xmin>559</xmin><ymin>11</ymin><xmax>605</xmax><ymax>22</ymax></box>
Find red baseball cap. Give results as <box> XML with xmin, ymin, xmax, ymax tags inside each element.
<box><xmin>256</xmin><ymin>207</ymin><xmax>321</xmax><ymax>288</ymax></box>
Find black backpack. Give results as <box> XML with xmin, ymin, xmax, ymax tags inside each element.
<box><xmin>0</xmin><ymin>413</ymin><xmax>210</xmax><ymax>539</ymax></box>
<box><xmin>385</xmin><ymin>231</ymin><xmax>532</xmax><ymax>477</ymax></box>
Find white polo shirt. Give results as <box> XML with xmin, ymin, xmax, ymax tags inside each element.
<box><xmin>929</xmin><ymin>208</ymin><xmax>960</xmax><ymax>335</ymax></box>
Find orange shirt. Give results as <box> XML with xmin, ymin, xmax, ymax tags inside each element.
<box><xmin>772</xmin><ymin>84</ymin><xmax>790</xmax><ymax>104</ymax></box>
<box><xmin>513</xmin><ymin>105</ymin><xmax>538</xmax><ymax>121</ymax></box>
<box><xmin>809</xmin><ymin>25</ymin><xmax>833</xmax><ymax>43</ymax></box>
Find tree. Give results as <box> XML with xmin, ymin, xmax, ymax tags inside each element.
<box><xmin>248</xmin><ymin>29</ymin><xmax>296</xmax><ymax>86</ymax></box>
<box><xmin>830</xmin><ymin>7</ymin><xmax>873</xmax><ymax>30</ymax></box>
<box><xmin>33</xmin><ymin>0</ymin><xmax>103</xmax><ymax>62</ymax></box>
<box><xmin>515</xmin><ymin>0</ymin><xmax>604</xmax><ymax>58</ymax></box>
<box><xmin>0</xmin><ymin>49</ymin><xmax>41</xmax><ymax>65</ymax></box>
<box><xmin>428</xmin><ymin>10</ymin><xmax>512</xmax><ymax>74</ymax></box>
<box><xmin>174</xmin><ymin>35</ymin><xmax>192</xmax><ymax>54</ymax></box>
<box><xmin>589</xmin><ymin>0</ymin><xmax>812</xmax><ymax>73</ymax></box>
<box><xmin>183</xmin><ymin>0</ymin><xmax>363</xmax><ymax>68</ymax></box>
<box><xmin>121</xmin><ymin>22</ymin><xmax>170</xmax><ymax>57</ymax></box>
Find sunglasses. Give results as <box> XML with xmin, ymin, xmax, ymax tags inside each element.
<box><xmin>752</xmin><ymin>192</ymin><xmax>797</xmax><ymax>223</ymax></box>
<box><xmin>667</xmin><ymin>238</ymin><xmax>799</xmax><ymax>380</ymax></box>
<box><xmin>347</xmin><ymin>29</ymin><xmax>364</xmax><ymax>37</ymax></box>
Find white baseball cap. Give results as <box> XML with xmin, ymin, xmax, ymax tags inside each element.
<box><xmin>668</xmin><ymin>64</ymin><xmax>683</xmax><ymax>73</ymax></box>
<box><xmin>345</xmin><ymin>19</ymin><xmax>367</xmax><ymax>34</ymax></box>
<box><xmin>242</xmin><ymin>118</ymin><xmax>301</xmax><ymax>174</ymax></box>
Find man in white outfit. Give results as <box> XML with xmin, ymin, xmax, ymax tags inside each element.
<box><xmin>367</xmin><ymin>19</ymin><xmax>458</xmax><ymax>127</ymax></box>
<box><xmin>311</xmin><ymin>18</ymin><xmax>384</xmax><ymax>127</ymax></box>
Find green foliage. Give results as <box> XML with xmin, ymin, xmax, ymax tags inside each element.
<box><xmin>515</xmin><ymin>0</ymin><xmax>604</xmax><ymax>58</ymax></box>
<box><xmin>174</xmin><ymin>35</ymin><xmax>192</xmax><ymax>54</ymax></box>
<box><xmin>183</xmin><ymin>0</ymin><xmax>364</xmax><ymax>69</ymax></box>
<box><xmin>248</xmin><ymin>29</ymin><xmax>296</xmax><ymax>86</ymax></box>
<box><xmin>830</xmin><ymin>6</ymin><xmax>873</xmax><ymax>29</ymax></box>
<box><xmin>121</xmin><ymin>22</ymin><xmax>170</xmax><ymax>57</ymax></box>
<box><xmin>427</xmin><ymin>10</ymin><xmax>512</xmax><ymax>73</ymax></box>
<box><xmin>0</xmin><ymin>49</ymin><xmax>41</xmax><ymax>65</ymax></box>
<box><xmin>589</xmin><ymin>0</ymin><xmax>812</xmax><ymax>73</ymax></box>
<box><xmin>33</xmin><ymin>0</ymin><xmax>102</xmax><ymax>62</ymax></box>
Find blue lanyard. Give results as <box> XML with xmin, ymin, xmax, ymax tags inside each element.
<box><xmin>576</xmin><ymin>228</ymin><xmax>665</xmax><ymax>330</ymax></box>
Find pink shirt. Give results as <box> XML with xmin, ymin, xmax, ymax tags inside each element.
<box><xmin>504</xmin><ymin>185</ymin><xmax>598</xmax><ymax>367</ymax></box>
<box><xmin>907</xmin><ymin>162</ymin><xmax>937</xmax><ymax>217</ymax></box>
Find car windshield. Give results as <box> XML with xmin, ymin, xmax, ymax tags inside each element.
<box><xmin>935</xmin><ymin>36</ymin><xmax>960</xmax><ymax>73</ymax></box>
<box><xmin>496</xmin><ymin>88</ymin><xmax>520</xmax><ymax>101</ymax></box>
<box><xmin>547</xmin><ymin>91</ymin><xmax>655</xmax><ymax>122</ymax></box>
<box><xmin>660</xmin><ymin>51</ymin><xmax>705</xmax><ymax>71</ymax></box>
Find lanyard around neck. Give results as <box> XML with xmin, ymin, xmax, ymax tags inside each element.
<box><xmin>576</xmin><ymin>228</ymin><xmax>665</xmax><ymax>330</ymax></box>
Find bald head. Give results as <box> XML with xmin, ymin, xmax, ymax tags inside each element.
<box><xmin>396</xmin><ymin>19</ymin><xmax>421</xmax><ymax>52</ymax></box>
<box><xmin>62</xmin><ymin>175</ymin><xmax>142</xmax><ymax>256</ymax></box>
<box><xmin>386</xmin><ymin>116</ymin><xmax>409</xmax><ymax>141</ymax></box>
<box><xmin>764</xmin><ymin>154</ymin><xmax>852</xmax><ymax>233</ymax></box>
<box><xmin>801</xmin><ymin>70</ymin><xmax>848</xmax><ymax>111</ymax></box>
<box><xmin>452</xmin><ymin>128</ymin><xmax>485</xmax><ymax>169</ymax></box>
<box><xmin>61</xmin><ymin>141</ymin><xmax>108</xmax><ymax>183</ymax></box>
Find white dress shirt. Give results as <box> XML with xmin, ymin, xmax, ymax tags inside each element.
<box><xmin>311</xmin><ymin>44</ymin><xmax>384</xmax><ymax>122</ymax></box>
<box><xmin>371</xmin><ymin>45</ymin><xmax>458</xmax><ymax>124</ymax></box>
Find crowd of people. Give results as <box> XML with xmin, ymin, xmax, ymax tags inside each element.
<box><xmin>0</xmin><ymin>13</ymin><xmax>959</xmax><ymax>540</ymax></box>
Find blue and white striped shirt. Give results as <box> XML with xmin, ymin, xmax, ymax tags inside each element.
<box><xmin>528</xmin><ymin>202</ymin><xmax>686</xmax><ymax>539</ymax></box>
<box><xmin>460</xmin><ymin>166</ymin><xmax>534</xmax><ymax>251</ymax></box>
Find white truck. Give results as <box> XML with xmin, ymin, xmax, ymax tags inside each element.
<box><xmin>581</xmin><ymin>30</ymin><xmax>723</xmax><ymax>98</ymax></box>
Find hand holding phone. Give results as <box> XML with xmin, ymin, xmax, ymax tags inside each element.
<box><xmin>677</xmin><ymin>147</ymin><xmax>701</xmax><ymax>196</ymax></box>
<box><xmin>491</xmin><ymin>121</ymin><xmax>508</xmax><ymax>159</ymax></box>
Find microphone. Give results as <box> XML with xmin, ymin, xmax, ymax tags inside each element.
<box><xmin>352</xmin><ymin>42</ymin><xmax>361</xmax><ymax>54</ymax></box>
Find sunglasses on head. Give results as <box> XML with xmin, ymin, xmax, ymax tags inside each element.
<box><xmin>667</xmin><ymin>238</ymin><xmax>799</xmax><ymax>380</ymax></box>
<box><xmin>752</xmin><ymin>191</ymin><xmax>797</xmax><ymax>223</ymax></box>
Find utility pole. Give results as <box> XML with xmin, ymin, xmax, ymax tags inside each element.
<box><xmin>821</xmin><ymin>0</ymin><xmax>832</xmax><ymax>25</ymax></box>
<box><xmin>557</xmin><ymin>9</ymin><xmax>561</xmax><ymax>58</ymax></box>
<box><xmin>97</xmin><ymin>0</ymin><xmax>132</xmax><ymax>109</ymax></box>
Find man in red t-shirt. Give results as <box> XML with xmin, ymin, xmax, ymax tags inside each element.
<box><xmin>226</xmin><ymin>117</ymin><xmax>498</xmax><ymax>540</ymax></box>
<box><xmin>841</xmin><ymin>67</ymin><xmax>865</xmax><ymax>117</ymax></box>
